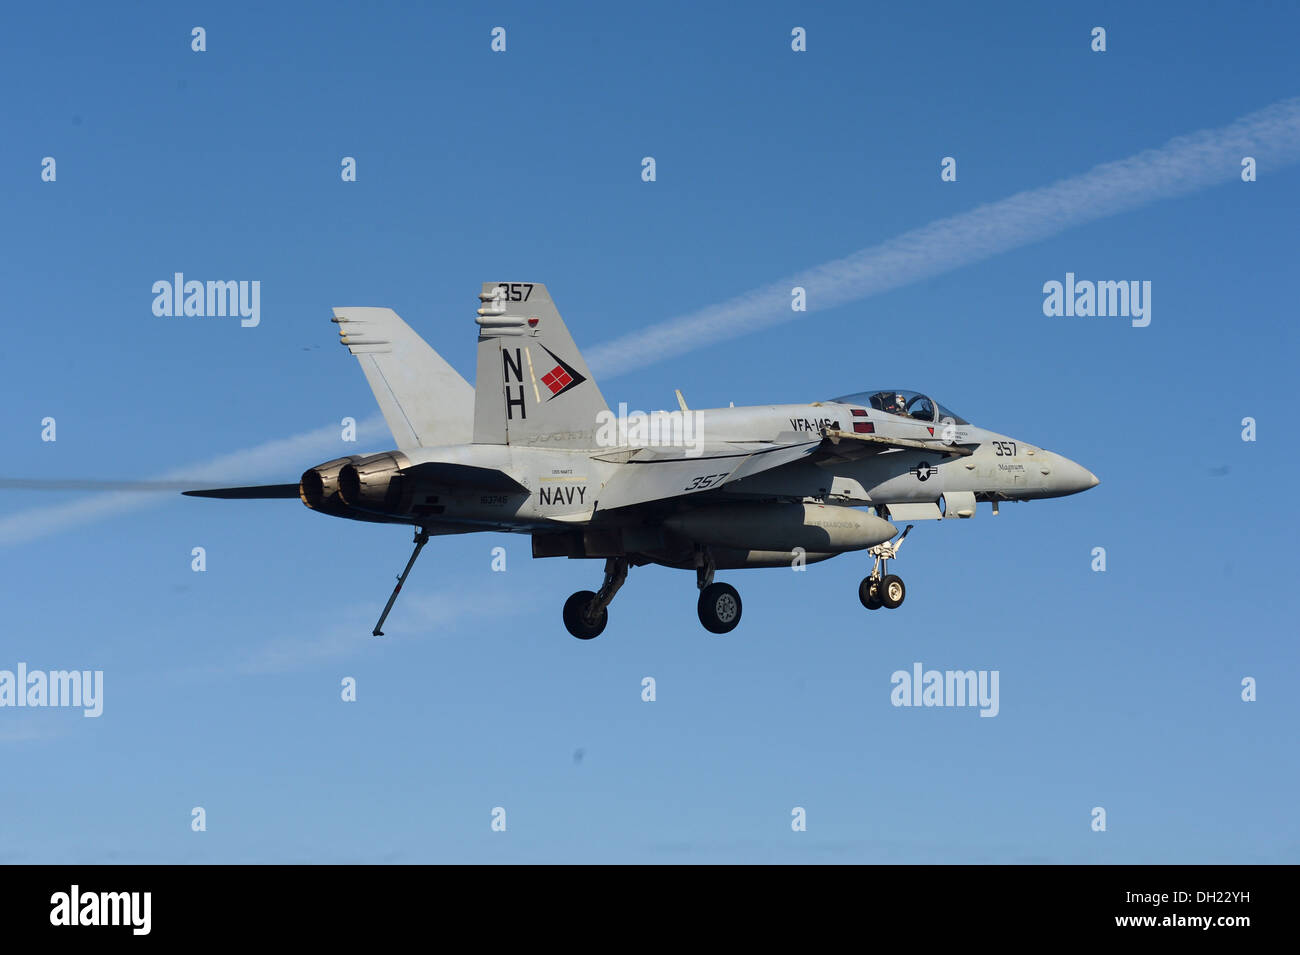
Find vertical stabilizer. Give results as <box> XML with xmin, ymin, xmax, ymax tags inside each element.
<box><xmin>472</xmin><ymin>282</ymin><xmax>608</xmax><ymax>448</ymax></box>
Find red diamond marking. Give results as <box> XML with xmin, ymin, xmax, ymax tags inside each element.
<box><xmin>541</xmin><ymin>366</ymin><xmax>572</xmax><ymax>394</ymax></box>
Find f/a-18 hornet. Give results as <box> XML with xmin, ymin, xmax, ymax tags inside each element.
<box><xmin>187</xmin><ymin>282</ymin><xmax>1099</xmax><ymax>639</ymax></box>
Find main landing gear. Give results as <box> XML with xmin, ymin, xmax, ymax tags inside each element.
<box><xmin>561</xmin><ymin>549</ymin><xmax>743</xmax><ymax>639</ymax></box>
<box><xmin>859</xmin><ymin>524</ymin><xmax>913</xmax><ymax>612</ymax></box>
<box><xmin>695</xmin><ymin>548</ymin><xmax>741</xmax><ymax>635</ymax></box>
<box><xmin>563</xmin><ymin>557</ymin><xmax>628</xmax><ymax>640</ymax></box>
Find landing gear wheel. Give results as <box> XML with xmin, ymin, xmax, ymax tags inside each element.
<box><xmin>698</xmin><ymin>582</ymin><xmax>742</xmax><ymax>634</ymax></box>
<box><xmin>563</xmin><ymin>590</ymin><xmax>608</xmax><ymax>640</ymax></box>
<box><xmin>879</xmin><ymin>574</ymin><xmax>905</xmax><ymax>609</ymax></box>
<box><xmin>859</xmin><ymin>577</ymin><xmax>883</xmax><ymax>610</ymax></box>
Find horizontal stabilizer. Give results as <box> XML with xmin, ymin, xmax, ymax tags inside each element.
<box><xmin>182</xmin><ymin>484</ymin><xmax>301</xmax><ymax>499</ymax></box>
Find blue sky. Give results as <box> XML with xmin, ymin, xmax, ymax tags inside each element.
<box><xmin>2</xmin><ymin>1</ymin><xmax>1297</xmax><ymax>862</ymax></box>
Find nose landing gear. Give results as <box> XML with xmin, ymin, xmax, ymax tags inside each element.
<box><xmin>859</xmin><ymin>524</ymin><xmax>912</xmax><ymax>612</ymax></box>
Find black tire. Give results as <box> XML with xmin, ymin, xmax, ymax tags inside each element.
<box><xmin>563</xmin><ymin>590</ymin><xmax>607</xmax><ymax>639</ymax></box>
<box><xmin>879</xmin><ymin>574</ymin><xmax>905</xmax><ymax>609</ymax></box>
<box><xmin>698</xmin><ymin>582</ymin><xmax>742</xmax><ymax>634</ymax></box>
<box><xmin>859</xmin><ymin>577</ymin><xmax>883</xmax><ymax>610</ymax></box>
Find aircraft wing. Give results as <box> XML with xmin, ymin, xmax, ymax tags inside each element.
<box><xmin>595</xmin><ymin>439</ymin><xmax>821</xmax><ymax>512</ymax></box>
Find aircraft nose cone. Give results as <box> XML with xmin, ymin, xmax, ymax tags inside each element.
<box><xmin>1049</xmin><ymin>454</ymin><xmax>1099</xmax><ymax>495</ymax></box>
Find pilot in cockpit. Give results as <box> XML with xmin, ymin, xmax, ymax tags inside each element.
<box><xmin>884</xmin><ymin>393</ymin><xmax>909</xmax><ymax>417</ymax></box>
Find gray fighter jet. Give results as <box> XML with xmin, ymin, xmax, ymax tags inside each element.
<box><xmin>186</xmin><ymin>282</ymin><xmax>1099</xmax><ymax>638</ymax></box>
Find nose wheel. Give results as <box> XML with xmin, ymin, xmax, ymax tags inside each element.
<box><xmin>859</xmin><ymin>524</ymin><xmax>912</xmax><ymax>612</ymax></box>
<box><xmin>859</xmin><ymin>577</ymin><xmax>883</xmax><ymax>609</ymax></box>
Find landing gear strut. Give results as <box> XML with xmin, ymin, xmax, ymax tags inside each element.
<box><xmin>859</xmin><ymin>523</ymin><xmax>912</xmax><ymax>612</ymax></box>
<box><xmin>695</xmin><ymin>547</ymin><xmax>742</xmax><ymax>634</ymax></box>
<box><xmin>373</xmin><ymin>527</ymin><xmax>431</xmax><ymax>636</ymax></box>
<box><xmin>563</xmin><ymin>557</ymin><xmax>628</xmax><ymax>640</ymax></box>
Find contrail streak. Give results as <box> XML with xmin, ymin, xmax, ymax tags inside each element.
<box><xmin>4</xmin><ymin>96</ymin><xmax>1299</xmax><ymax>545</ymax></box>
<box><xmin>0</xmin><ymin>416</ymin><xmax>383</xmax><ymax>545</ymax></box>
<box><xmin>586</xmin><ymin>95</ymin><xmax>1300</xmax><ymax>377</ymax></box>
<box><xmin>0</xmin><ymin>479</ymin><xmax>221</xmax><ymax>491</ymax></box>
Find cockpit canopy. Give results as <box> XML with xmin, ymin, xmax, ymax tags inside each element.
<box><xmin>830</xmin><ymin>389</ymin><xmax>968</xmax><ymax>425</ymax></box>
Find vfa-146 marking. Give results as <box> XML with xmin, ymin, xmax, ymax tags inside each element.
<box><xmin>789</xmin><ymin>417</ymin><xmax>839</xmax><ymax>432</ymax></box>
<box><xmin>185</xmin><ymin>283</ymin><xmax>1098</xmax><ymax>639</ymax></box>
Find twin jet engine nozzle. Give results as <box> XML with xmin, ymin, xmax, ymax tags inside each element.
<box><xmin>300</xmin><ymin>452</ymin><xmax>412</xmax><ymax>519</ymax></box>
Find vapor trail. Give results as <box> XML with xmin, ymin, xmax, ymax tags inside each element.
<box><xmin>0</xmin><ymin>416</ymin><xmax>383</xmax><ymax>545</ymax></box>
<box><xmin>586</xmin><ymin>96</ymin><xmax>1300</xmax><ymax>377</ymax></box>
